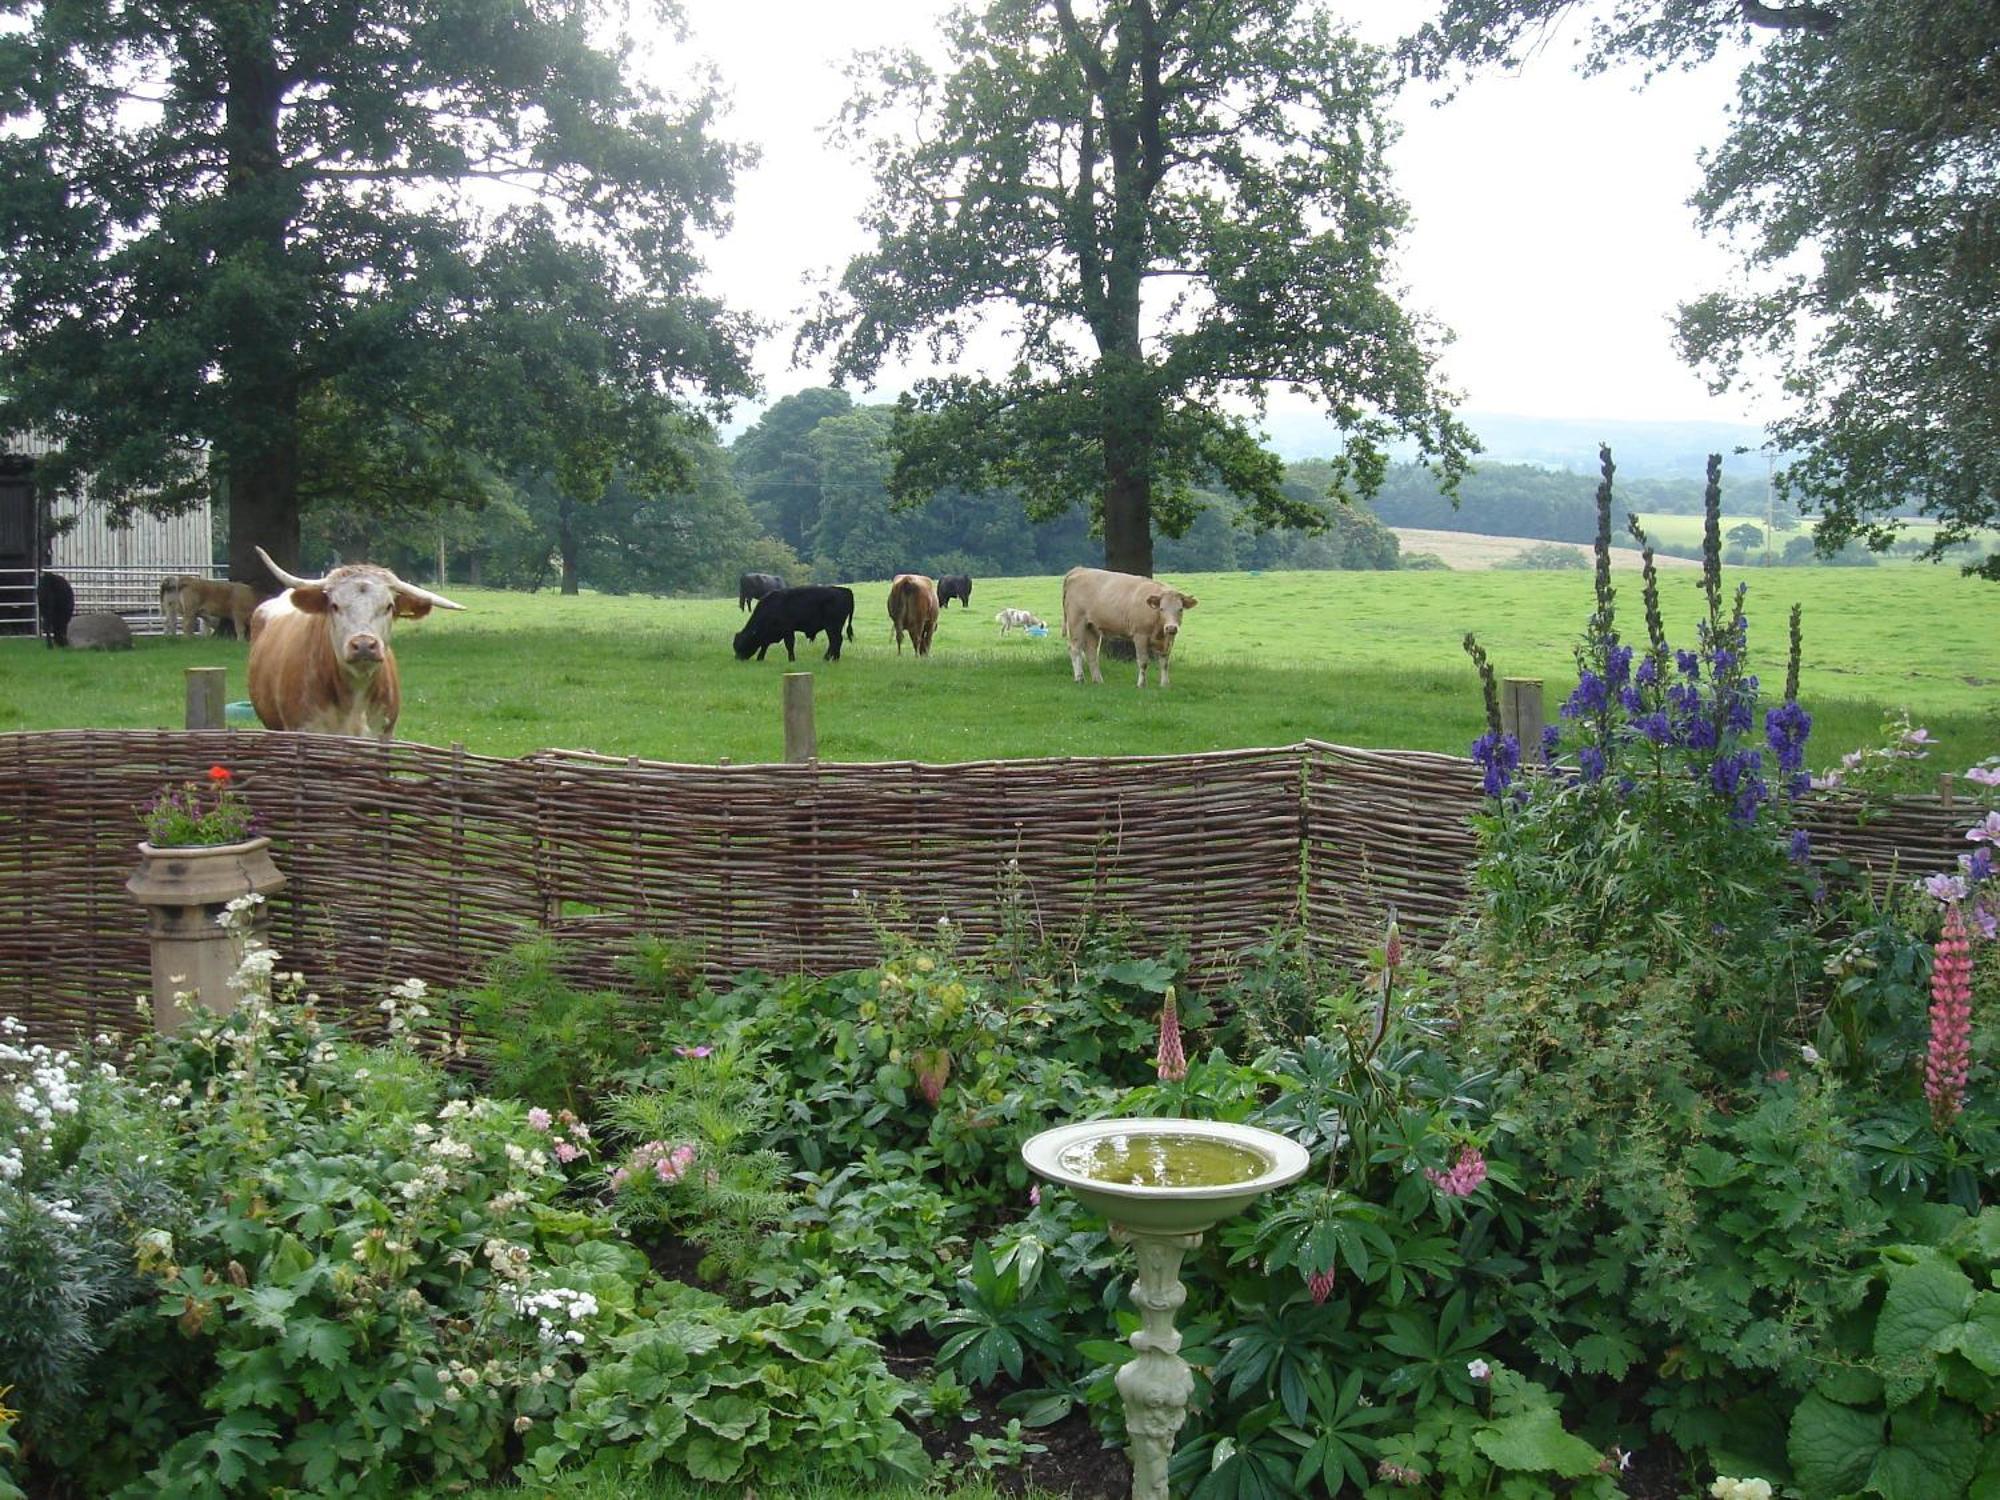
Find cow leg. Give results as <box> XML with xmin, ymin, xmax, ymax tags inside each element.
<box><xmin>1134</xmin><ymin>637</ymin><xmax>1150</xmax><ymax>689</ymax></box>
<box><xmin>784</xmin><ymin>633</ymin><xmax>797</xmax><ymax>661</ymax></box>
<box><xmin>1159</xmin><ymin>648</ymin><xmax>1171</xmax><ymax>690</ymax></box>
<box><xmin>1086</xmin><ymin>627</ymin><xmax>1104</xmax><ymax>684</ymax></box>
<box><xmin>1068</xmin><ymin>627</ymin><xmax>1086</xmax><ymax>682</ymax></box>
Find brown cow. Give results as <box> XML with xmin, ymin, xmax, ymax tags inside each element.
<box><xmin>887</xmin><ymin>573</ymin><xmax>939</xmax><ymax>658</ymax></box>
<box><xmin>161</xmin><ymin>575</ymin><xmax>258</xmax><ymax>639</ymax></box>
<box><xmin>247</xmin><ymin>547</ymin><xmax>465</xmax><ymax>738</ymax></box>
<box><xmin>1061</xmin><ymin>566</ymin><xmax>1199</xmax><ymax>688</ymax></box>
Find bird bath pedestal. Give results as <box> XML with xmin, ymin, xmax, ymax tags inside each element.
<box><xmin>1021</xmin><ymin>1118</ymin><xmax>1309</xmax><ymax>1500</ymax></box>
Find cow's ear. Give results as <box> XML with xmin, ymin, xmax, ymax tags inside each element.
<box><xmin>394</xmin><ymin>596</ymin><xmax>436</xmax><ymax>620</ymax></box>
<box><xmin>1181</xmin><ymin>594</ymin><xmax>1198</xmax><ymax>610</ymax></box>
<box><xmin>290</xmin><ymin>587</ymin><xmax>330</xmax><ymax>615</ymax></box>
<box><xmin>1146</xmin><ymin>593</ymin><xmax>1163</xmax><ymax>610</ymax></box>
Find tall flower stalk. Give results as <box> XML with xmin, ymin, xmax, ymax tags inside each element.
<box><xmin>1925</xmin><ymin>905</ymin><xmax>1974</xmax><ymax>1127</ymax></box>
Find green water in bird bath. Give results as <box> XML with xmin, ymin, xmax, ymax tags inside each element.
<box><xmin>1057</xmin><ymin>1131</ymin><xmax>1270</xmax><ymax>1188</ymax></box>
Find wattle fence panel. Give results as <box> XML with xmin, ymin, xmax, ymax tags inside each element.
<box><xmin>0</xmin><ymin>729</ymin><xmax>1977</xmax><ymax>1044</ymax></box>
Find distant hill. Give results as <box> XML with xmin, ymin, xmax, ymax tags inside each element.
<box><xmin>1254</xmin><ymin>406</ymin><xmax>1774</xmax><ymax>483</ymax></box>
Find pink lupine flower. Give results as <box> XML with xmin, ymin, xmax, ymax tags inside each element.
<box><xmin>1425</xmin><ymin>1146</ymin><xmax>1488</xmax><ymax>1198</ymax></box>
<box><xmin>1155</xmin><ymin>986</ymin><xmax>1188</xmax><ymax>1083</ymax></box>
<box><xmin>1307</xmin><ymin>1268</ymin><xmax>1337</xmax><ymax>1304</ymax></box>
<box><xmin>526</xmin><ymin>1107</ymin><xmax>552</xmax><ymax>1131</ymax></box>
<box><xmin>914</xmin><ymin>1048</ymin><xmax>952</xmax><ymax>1106</ymax></box>
<box><xmin>674</xmin><ymin>1045</ymin><xmax>713</xmax><ymax>1059</ymax></box>
<box><xmin>1384</xmin><ymin>912</ymin><xmax>1403</xmax><ymax>971</ymax></box>
<box><xmin>1926</xmin><ymin>905</ymin><xmax>1974</xmax><ymax>1127</ymax></box>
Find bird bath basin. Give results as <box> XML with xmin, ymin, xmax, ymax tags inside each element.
<box><xmin>1022</xmin><ymin>1119</ymin><xmax>1309</xmax><ymax>1500</ymax></box>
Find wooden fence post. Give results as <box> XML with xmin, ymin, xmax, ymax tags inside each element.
<box><xmin>783</xmin><ymin>673</ymin><xmax>816</xmax><ymax>763</ymax></box>
<box><xmin>185</xmin><ymin>667</ymin><xmax>226</xmax><ymax>731</ymax></box>
<box><xmin>1501</xmin><ymin>678</ymin><xmax>1544</xmax><ymax>759</ymax></box>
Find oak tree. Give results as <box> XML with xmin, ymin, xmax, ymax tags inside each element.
<box><xmin>0</xmin><ymin>1</ymin><xmax>757</xmax><ymax>582</ymax></box>
<box><xmin>803</xmin><ymin>0</ymin><xmax>1474</xmax><ymax>578</ymax></box>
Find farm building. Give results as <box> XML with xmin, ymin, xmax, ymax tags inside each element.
<box><xmin>0</xmin><ymin>429</ymin><xmax>218</xmax><ymax>638</ymax></box>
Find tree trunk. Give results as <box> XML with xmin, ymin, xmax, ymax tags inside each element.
<box><xmin>219</xmin><ymin>18</ymin><xmax>302</xmax><ymax>590</ymax></box>
<box><xmin>558</xmin><ymin>494</ymin><xmax>580</xmax><ymax>595</ymax></box>
<box><xmin>1098</xmin><ymin>353</ymin><xmax>1158</xmax><ymax>578</ymax></box>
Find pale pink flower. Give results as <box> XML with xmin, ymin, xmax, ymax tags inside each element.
<box><xmin>1155</xmin><ymin>987</ymin><xmax>1188</xmax><ymax>1083</ymax></box>
<box><xmin>1926</xmin><ymin>905</ymin><xmax>1974</xmax><ymax>1127</ymax></box>
<box><xmin>673</xmin><ymin>1045</ymin><xmax>713</xmax><ymax>1059</ymax></box>
<box><xmin>1926</xmin><ymin>873</ymin><xmax>1970</xmax><ymax>905</ymax></box>
<box><xmin>610</xmin><ymin>1167</ymin><xmax>630</xmax><ymax>1189</ymax></box>
<box><xmin>1967</xmin><ymin>812</ymin><xmax>2000</xmax><ymax>845</ymax></box>
<box><xmin>1425</xmin><ymin>1146</ymin><xmax>1488</xmax><ymax>1198</ymax></box>
<box><xmin>1028</xmin><ymin>1184</ymin><xmax>1041</xmax><ymax>1208</ymax></box>
<box><xmin>553</xmin><ymin>1141</ymin><xmax>583</xmax><ymax>1164</ymax></box>
<box><xmin>1964</xmin><ymin>765</ymin><xmax>2000</xmax><ymax>788</ymax></box>
<box><xmin>526</xmin><ymin>1107</ymin><xmax>551</xmax><ymax>1131</ymax></box>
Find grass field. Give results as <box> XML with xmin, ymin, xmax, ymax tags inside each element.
<box><xmin>2</xmin><ymin>565</ymin><xmax>1994</xmax><ymax>770</ymax></box>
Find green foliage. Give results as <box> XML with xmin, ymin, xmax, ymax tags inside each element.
<box><xmin>141</xmin><ymin>769</ymin><xmax>255</xmax><ymax>847</ymax></box>
<box><xmin>459</xmin><ymin>936</ymin><xmax>704</xmax><ymax>1120</ymax></box>
<box><xmin>1362</xmin><ymin>1365</ymin><xmax>1618</xmax><ymax>1498</ymax></box>
<box><xmin>1785</xmin><ymin>1210</ymin><xmax>2000</xmax><ymax>1500</ymax></box>
<box><xmin>1495</xmin><ymin>542</ymin><xmax>1588</xmax><ymax>571</ymax></box>
<box><xmin>529</xmin><ymin>1281</ymin><xmax>927</xmax><ymax>1488</ymax></box>
<box><xmin>804</xmin><ymin>0</ymin><xmax>1472</xmax><ymax>572</ymax></box>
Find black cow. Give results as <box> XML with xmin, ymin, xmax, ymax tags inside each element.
<box><xmin>733</xmin><ymin>585</ymin><xmax>856</xmax><ymax>663</ymax></box>
<box><xmin>36</xmin><ymin>570</ymin><xmax>75</xmax><ymax>649</ymax></box>
<box><xmin>937</xmin><ymin>573</ymin><xmax>973</xmax><ymax>609</ymax></box>
<box><xmin>738</xmin><ymin>571</ymin><xmax>786</xmax><ymax>612</ymax></box>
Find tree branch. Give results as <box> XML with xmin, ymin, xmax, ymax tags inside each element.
<box><xmin>1739</xmin><ymin>1</ymin><xmax>1840</xmax><ymax>34</ymax></box>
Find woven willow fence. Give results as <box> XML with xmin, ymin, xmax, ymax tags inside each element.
<box><xmin>0</xmin><ymin>729</ymin><xmax>1976</xmax><ymax>1043</ymax></box>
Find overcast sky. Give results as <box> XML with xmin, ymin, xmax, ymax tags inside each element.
<box><xmin>658</xmin><ymin>1</ymin><xmax>1765</xmax><ymax>432</ymax></box>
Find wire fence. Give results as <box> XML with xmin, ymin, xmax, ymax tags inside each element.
<box><xmin>0</xmin><ymin>729</ymin><xmax>1974</xmax><ymax>1043</ymax></box>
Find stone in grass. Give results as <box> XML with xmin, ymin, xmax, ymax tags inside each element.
<box><xmin>67</xmin><ymin>612</ymin><xmax>134</xmax><ymax>651</ymax></box>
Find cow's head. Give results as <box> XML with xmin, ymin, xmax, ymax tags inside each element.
<box><xmin>731</xmin><ymin>626</ymin><xmax>757</xmax><ymax>660</ymax></box>
<box><xmin>1145</xmin><ymin>589</ymin><xmax>1198</xmax><ymax>640</ymax></box>
<box><xmin>256</xmin><ymin>547</ymin><xmax>465</xmax><ymax>671</ymax></box>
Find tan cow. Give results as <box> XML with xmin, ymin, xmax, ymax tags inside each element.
<box><xmin>887</xmin><ymin>573</ymin><xmax>939</xmax><ymax>657</ymax></box>
<box><xmin>161</xmin><ymin>575</ymin><xmax>258</xmax><ymax>639</ymax></box>
<box><xmin>247</xmin><ymin>547</ymin><xmax>465</xmax><ymax>739</ymax></box>
<box><xmin>1061</xmin><ymin>566</ymin><xmax>1199</xmax><ymax>688</ymax></box>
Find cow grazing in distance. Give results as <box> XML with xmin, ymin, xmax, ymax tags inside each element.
<box><xmin>738</xmin><ymin>571</ymin><xmax>786</xmax><ymax>612</ymax></box>
<box><xmin>733</xmin><ymin>585</ymin><xmax>856</xmax><ymax>662</ymax></box>
<box><xmin>162</xmin><ymin>575</ymin><xmax>258</xmax><ymax>639</ymax></box>
<box><xmin>887</xmin><ymin>574</ymin><xmax>939</xmax><ymax>657</ymax></box>
<box><xmin>995</xmin><ymin>607</ymin><xmax>1045</xmax><ymax>635</ymax></box>
<box><xmin>248</xmin><ymin>547</ymin><xmax>466</xmax><ymax>738</ymax></box>
<box><xmin>937</xmin><ymin>574</ymin><xmax>973</xmax><ymax>609</ymax></box>
<box><xmin>1061</xmin><ymin>566</ymin><xmax>1199</xmax><ymax>688</ymax></box>
<box><xmin>36</xmin><ymin>571</ymin><xmax>74</xmax><ymax>648</ymax></box>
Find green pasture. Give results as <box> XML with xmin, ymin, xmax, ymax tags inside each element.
<box><xmin>2</xmin><ymin>566</ymin><xmax>1994</xmax><ymax>769</ymax></box>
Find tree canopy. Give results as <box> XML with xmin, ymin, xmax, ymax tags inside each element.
<box><xmin>0</xmin><ymin>0</ymin><xmax>758</xmax><ymax>582</ymax></box>
<box><xmin>802</xmin><ymin>0</ymin><xmax>1474</xmax><ymax>578</ymax></box>
<box><xmin>1403</xmin><ymin>0</ymin><xmax>2000</xmax><ymax>578</ymax></box>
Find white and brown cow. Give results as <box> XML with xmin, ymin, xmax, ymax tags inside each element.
<box><xmin>887</xmin><ymin>573</ymin><xmax>939</xmax><ymax>657</ymax></box>
<box><xmin>161</xmin><ymin>575</ymin><xmax>259</xmax><ymax>639</ymax></box>
<box><xmin>247</xmin><ymin>547</ymin><xmax>465</xmax><ymax>738</ymax></box>
<box><xmin>995</xmin><ymin>607</ymin><xmax>1046</xmax><ymax>634</ymax></box>
<box><xmin>1061</xmin><ymin>566</ymin><xmax>1199</xmax><ymax>688</ymax></box>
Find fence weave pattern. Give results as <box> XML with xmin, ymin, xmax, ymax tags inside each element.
<box><xmin>0</xmin><ymin>730</ymin><xmax>1976</xmax><ymax>1043</ymax></box>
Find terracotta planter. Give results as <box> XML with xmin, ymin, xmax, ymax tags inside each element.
<box><xmin>126</xmin><ymin>838</ymin><xmax>286</xmax><ymax>1031</ymax></box>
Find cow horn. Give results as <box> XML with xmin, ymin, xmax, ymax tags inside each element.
<box><xmin>255</xmin><ymin>545</ymin><xmax>324</xmax><ymax>591</ymax></box>
<box><xmin>388</xmin><ymin>576</ymin><xmax>467</xmax><ymax>612</ymax></box>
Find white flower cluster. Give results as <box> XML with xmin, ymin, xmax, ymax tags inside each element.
<box><xmin>398</xmin><ymin>1162</ymin><xmax>453</xmax><ymax>1203</ymax></box>
<box><xmin>379</xmin><ymin>976</ymin><xmax>433</xmax><ymax>1035</ymax></box>
<box><xmin>1711</xmin><ymin>1478</ymin><xmax>1773</xmax><ymax>1500</ymax></box>
<box><xmin>507</xmin><ymin>1285</ymin><xmax>598</xmax><ymax>1346</ymax></box>
<box><xmin>482</xmin><ymin>1237</ymin><xmax>533</xmax><ymax>1285</ymax></box>
<box><xmin>504</xmin><ymin>1142</ymin><xmax>548</xmax><ymax>1177</ymax></box>
<box><xmin>3</xmin><ymin>1018</ymin><xmax>86</xmax><ymax>1174</ymax></box>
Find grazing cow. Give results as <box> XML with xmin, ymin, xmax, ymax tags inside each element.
<box><xmin>247</xmin><ymin>546</ymin><xmax>466</xmax><ymax>738</ymax></box>
<box><xmin>995</xmin><ymin>607</ymin><xmax>1045</xmax><ymax>635</ymax></box>
<box><xmin>738</xmin><ymin>571</ymin><xmax>786</xmax><ymax>612</ymax></box>
<box><xmin>733</xmin><ymin>585</ymin><xmax>856</xmax><ymax>662</ymax></box>
<box><xmin>162</xmin><ymin>575</ymin><xmax>258</xmax><ymax>639</ymax></box>
<box><xmin>887</xmin><ymin>574</ymin><xmax>939</xmax><ymax>657</ymax></box>
<box><xmin>937</xmin><ymin>573</ymin><xmax>973</xmax><ymax>609</ymax></box>
<box><xmin>35</xmin><ymin>571</ymin><xmax>74</xmax><ymax>648</ymax></box>
<box><xmin>1061</xmin><ymin>566</ymin><xmax>1199</xmax><ymax>689</ymax></box>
